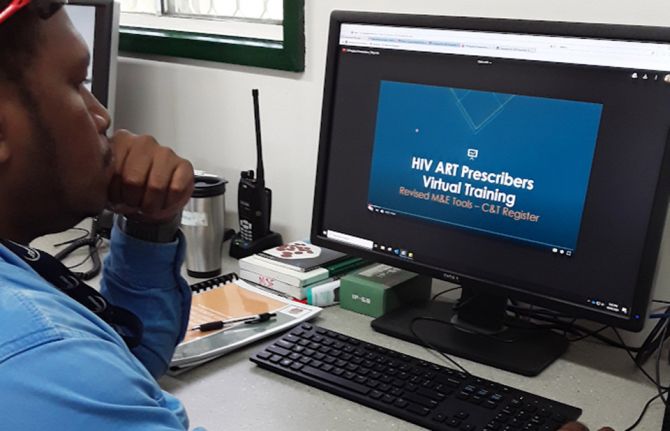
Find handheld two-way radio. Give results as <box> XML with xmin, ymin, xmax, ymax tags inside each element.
<box><xmin>229</xmin><ymin>89</ymin><xmax>283</xmax><ymax>259</ymax></box>
<box><xmin>238</xmin><ymin>89</ymin><xmax>271</xmax><ymax>242</ymax></box>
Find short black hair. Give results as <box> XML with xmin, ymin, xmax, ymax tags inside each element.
<box><xmin>0</xmin><ymin>4</ymin><xmax>41</xmax><ymax>84</ymax></box>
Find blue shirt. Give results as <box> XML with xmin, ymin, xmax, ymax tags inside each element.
<box><xmin>0</xmin><ymin>226</ymin><xmax>204</xmax><ymax>430</ymax></box>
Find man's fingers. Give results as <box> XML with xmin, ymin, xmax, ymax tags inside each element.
<box><xmin>119</xmin><ymin>139</ymin><xmax>155</xmax><ymax>209</ymax></box>
<box><xmin>164</xmin><ymin>160</ymin><xmax>195</xmax><ymax>212</ymax></box>
<box><xmin>558</xmin><ymin>422</ymin><xmax>589</xmax><ymax>431</ymax></box>
<box><xmin>107</xmin><ymin>130</ymin><xmax>194</xmax><ymax>224</ymax></box>
<box><xmin>139</xmin><ymin>147</ymin><xmax>179</xmax><ymax>214</ymax></box>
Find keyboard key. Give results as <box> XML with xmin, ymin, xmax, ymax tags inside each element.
<box><xmin>390</xmin><ymin>387</ymin><xmax>404</xmax><ymax>397</ymax></box>
<box><xmin>417</xmin><ymin>387</ymin><xmax>446</xmax><ymax>401</ymax></box>
<box><xmin>256</xmin><ymin>351</ymin><xmax>272</xmax><ymax>360</ymax></box>
<box><xmin>455</xmin><ymin>411</ymin><xmax>470</xmax><ymax>420</ymax></box>
<box><xmin>457</xmin><ymin>392</ymin><xmax>470</xmax><ymax>400</ymax></box>
<box><xmin>404</xmin><ymin>392</ymin><xmax>439</xmax><ymax>409</ymax></box>
<box><xmin>276</xmin><ymin>340</ymin><xmax>294</xmax><ymax>350</ymax></box>
<box><xmin>301</xmin><ymin>365</ymin><xmax>370</xmax><ymax>395</ymax></box>
<box><xmin>381</xmin><ymin>394</ymin><xmax>396</xmax><ymax>404</ymax></box>
<box><xmin>447</xmin><ymin>417</ymin><xmax>461</xmax><ymax>427</ymax></box>
<box><xmin>393</xmin><ymin>398</ymin><xmax>408</xmax><ymax>408</ymax></box>
<box><xmin>366</xmin><ymin>380</ymin><xmax>380</xmax><ymax>389</ymax></box>
<box><xmin>289</xmin><ymin>328</ymin><xmax>304</xmax><ymax>337</ymax></box>
<box><xmin>406</xmin><ymin>403</ymin><xmax>431</xmax><ymax>417</ymax></box>
<box><xmin>267</xmin><ymin>345</ymin><xmax>291</xmax><ymax>357</ymax></box>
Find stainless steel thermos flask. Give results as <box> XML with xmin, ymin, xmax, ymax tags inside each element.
<box><xmin>181</xmin><ymin>175</ymin><xmax>228</xmax><ymax>278</ymax></box>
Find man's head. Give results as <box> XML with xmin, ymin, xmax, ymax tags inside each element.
<box><xmin>0</xmin><ymin>1</ymin><xmax>40</xmax><ymax>86</ymax></box>
<box><xmin>0</xmin><ymin>3</ymin><xmax>113</xmax><ymax>243</ymax></box>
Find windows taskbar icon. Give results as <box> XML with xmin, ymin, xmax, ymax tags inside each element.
<box><xmin>375</xmin><ymin>243</ymin><xmax>414</xmax><ymax>259</ymax></box>
<box><xmin>551</xmin><ymin>247</ymin><xmax>572</xmax><ymax>257</ymax></box>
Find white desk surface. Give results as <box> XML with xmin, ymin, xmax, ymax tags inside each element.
<box><xmin>171</xmin><ymin>267</ymin><xmax>664</xmax><ymax>431</ymax></box>
<box><xmin>34</xmin><ymin>228</ymin><xmax>665</xmax><ymax>431</ymax></box>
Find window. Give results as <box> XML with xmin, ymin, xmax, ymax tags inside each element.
<box><xmin>119</xmin><ymin>0</ymin><xmax>304</xmax><ymax>72</ymax></box>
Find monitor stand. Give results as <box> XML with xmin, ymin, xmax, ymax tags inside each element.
<box><xmin>371</xmin><ymin>283</ymin><xmax>568</xmax><ymax>376</ymax></box>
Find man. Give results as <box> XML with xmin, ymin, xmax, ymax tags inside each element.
<box><xmin>0</xmin><ymin>1</ymin><xmax>618</xmax><ymax>430</ymax></box>
<box><xmin>0</xmin><ymin>0</ymin><xmax>202</xmax><ymax>429</ymax></box>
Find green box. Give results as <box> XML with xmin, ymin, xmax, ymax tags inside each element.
<box><xmin>339</xmin><ymin>264</ymin><xmax>431</xmax><ymax>318</ymax></box>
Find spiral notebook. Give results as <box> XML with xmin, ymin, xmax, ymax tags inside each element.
<box><xmin>169</xmin><ymin>273</ymin><xmax>321</xmax><ymax>373</ymax></box>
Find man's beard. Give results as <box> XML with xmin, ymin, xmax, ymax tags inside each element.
<box><xmin>18</xmin><ymin>84</ymin><xmax>65</xmax><ymax>198</ymax></box>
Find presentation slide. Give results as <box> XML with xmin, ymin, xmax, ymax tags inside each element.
<box><xmin>367</xmin><ymin>80</ymin><xmax>603</xmax><ymax>252</ymax></box>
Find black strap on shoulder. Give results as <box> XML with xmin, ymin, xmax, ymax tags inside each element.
<box><xmin>0</xmin><ymin>239</ymin><xmax>143</xmax><ymax>349</ymax></box>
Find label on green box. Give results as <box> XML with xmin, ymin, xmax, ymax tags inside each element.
<box><xmin>340</xmin><ymin>264</ymin><xmax>430</xmax><ymax>318</ymax></box>
<box><xmin>357</xmin><ymin>264</ymin><xmax>415</xmax><ymax>286</ymax></box>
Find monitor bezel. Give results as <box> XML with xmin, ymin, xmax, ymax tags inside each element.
<box><xmin>310</xmin><ymin>11</ymin><xmax>670</xmax><ymax>332</ymax></box>
<box><xmin>67</xmin><ymin>0</ymin><xmax>118</xmax><ymax>109</ymax></box>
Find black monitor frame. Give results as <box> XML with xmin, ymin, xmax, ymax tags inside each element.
<box><xmin>311</xmin><ymin>11</ymin><xmax>670</xmax><ymax>375</ymax></box>
<box><xmin>67</xmin><ymin>0</ymin><xmax>118</xmax><ymax>108</ymax></box>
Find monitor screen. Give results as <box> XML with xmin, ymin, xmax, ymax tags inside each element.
<box><xmin>65</xmin><ymin>0</ymin><xmax>119</xmax><ymax>113</ymax></box>
<box><xmin>311</xmin><ymin>12</ymin><xmax>670</xmax><ymax>374</ymax></box>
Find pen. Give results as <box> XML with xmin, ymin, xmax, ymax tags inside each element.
<box><xmin>190</xmin><ymin>312</ymin><xmax>276</xmax><ymax>332</ymax></box>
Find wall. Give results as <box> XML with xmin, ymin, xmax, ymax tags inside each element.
<box><xmin>114</xmin><ymin>0</ymin><xmax>670</xmax><ymax>336</ymax></box>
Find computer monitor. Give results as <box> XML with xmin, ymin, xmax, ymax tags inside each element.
<box><xmin>311</xmin><ymin>11</ymin><xmax>670</xmax><ymax>376</ymax></box>
<box><xmin>65</xmin><ymin>0</ymin><xmax>119</xmax><ymax>115</ymax></box>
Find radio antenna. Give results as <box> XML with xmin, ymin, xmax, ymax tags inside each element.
<box><xmin>252</xmin><ymin>89</ymin><xmax>265</xmax><ymax>187</ymax></box>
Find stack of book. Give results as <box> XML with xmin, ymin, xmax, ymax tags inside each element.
<box><xmin>238</xmin><ymin>241</ymin><xmax>367</xmax><ymax>302</ymax></box>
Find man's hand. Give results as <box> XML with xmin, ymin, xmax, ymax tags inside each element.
<box><xmin>107</xmin><ymin>130</ymin><xmax>194</xmax><ymax>224</ymax></box>
<box><xmin>559</xmin><ymin>422</ymin><xmax>615</xmax><ymax>431</ymax></box>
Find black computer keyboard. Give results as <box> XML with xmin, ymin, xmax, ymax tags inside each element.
<box><xmin>250</xmin><ymin>323</ymin><xmax>582</xmax><ymax>431</ymax></box>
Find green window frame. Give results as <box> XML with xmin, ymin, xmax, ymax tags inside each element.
<box><xmin>118</xmin><ymin>0</ymin><xmax>304</xmax><ymax>72</ymax></box>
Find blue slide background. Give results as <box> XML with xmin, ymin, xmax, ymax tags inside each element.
<box><xmin>367</xmin><ymin>81</ymin><xmax>603</xmax><ymax>251</ymax></box>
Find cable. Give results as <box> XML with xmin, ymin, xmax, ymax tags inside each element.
<box><xmin>53</xmin><ymin>227</ymin><xmax>91</xmax><ymax>247</ymax></box>
<box><xmin>612</xmin><ymin>328</ymin><xmax>670</xmax><ymax>392</ymax></box>
<box><xmin>508</xmin><ymin>305</ymin><xmax>645</xmax><ymax>352</ymax></box>
<box><xmin>565</xmin><ymin>324</ymin><xmax>610</xmax><ymax>343</ymax></box>
<box><xmin>635</xmin><ymin>305</ymin><xmax>670</xmax><ymax>365</ymax></box>
<box><xmin>66</xmin><ymin>237</ymin><xmax>103</xmax><ymax>271</ymax></box>
<box><xmin>408</xmin><ymin>316</ymin><xmax>471</xmax><ymax>376</ymax></box>
<box><xmin>654</xmin><ymin>321</ymin><xmax>669</xmax><ymax>405</ymax></box>
<box><xmin>431</xmin><ymin>287</ymin><xmax>461</xmax><ymax>302</ymax></box>
<box><xmin>428</xmin><ymin>292</ymin><xmax>670</xmax><ymax>428</ymax></box>
<box><xmin>624</xmin><ymin>389</ymin><xmax>668</xmax><ymax>431</ymax></box>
